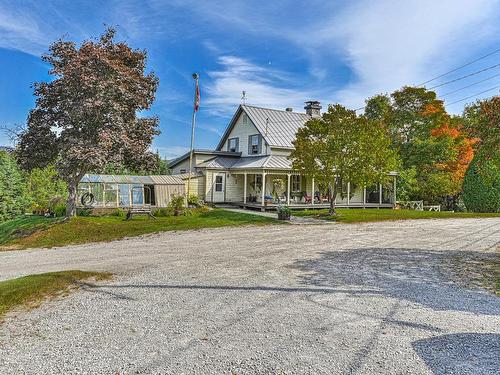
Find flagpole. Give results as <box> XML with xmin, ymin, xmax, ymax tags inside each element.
<box><xmin>187</xmin><ymin>73</ymin><xmax>199</xmax><ymax>200</ymax></box>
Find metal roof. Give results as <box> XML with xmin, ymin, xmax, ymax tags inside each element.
<box><xmin>81</xmin><ymin>174</ymin><xmax>183</xmax><ymax>185</ymax></box>
<box><xmin>167</xmin><ymin>149</ymin><xmax>241</xmax><ymax>168</ymax></box>
<box><xmin>216</xmin><ymin>105</ymin><xmax>310</xmax><ymax>150</ymax></box>
<box><xmin>243</xmin><ymin>105</ymin><xmax>309</xmax><ymax>148</ymax></box>
<box><xmin>203</xmin><ymin>155</ymin><xmax>292</xmax><ymax>170</ymax></box>
<box><xmin>150</xmin><ymin>175</ymin><xmax>185</xmax><ymax>185</ymax></box>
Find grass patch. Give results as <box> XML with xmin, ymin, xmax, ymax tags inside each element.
<box><xmin>0</xmin><ymin>270</ymin><xmax>112</xmax><ymax>321</ymax></box>
<box><xmin>0</xmin><ymin>215</ymin><xmax>62</xmax><ymax>245</ymax></box>
<box><xmin>293</xmin><ymin>208</ymin><xmax>500</xmax><ymax>223</ymax></box>
<box><xmin>0</xmin><ymin>209</ymin><xmax>277</xmax><ymax>250</ymax></box>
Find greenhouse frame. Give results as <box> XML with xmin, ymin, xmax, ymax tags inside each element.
<box><xmin>78</xmin><ymin>174</ymin><xmax>185</xmax><ymax>208</ymax></box>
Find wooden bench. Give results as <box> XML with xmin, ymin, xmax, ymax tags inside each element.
<box><xmin>126</xmin><ymin>205</ymin><xmax>156</xmax><ymax>220</ymax></box>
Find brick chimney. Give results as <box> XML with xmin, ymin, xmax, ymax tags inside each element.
<box><xmin>304</xmin><ymin>101</ymin><xmax>321</xmax><ymax>117</ymax></box>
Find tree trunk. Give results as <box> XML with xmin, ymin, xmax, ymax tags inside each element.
<box><xmin>66</xmin><ymin>180</ymin><xmax>78</xmax><ymax>217</ymax></box>
<box><xmin>328</xmin><ymin>182</ymin><xmax>338</xmax><ymax>216</ymax></box>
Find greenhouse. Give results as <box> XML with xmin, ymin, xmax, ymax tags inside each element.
<box><xmin>78</xmin><ymin>174</ymin><xmax>185</xmax><ymax>208</ymax></box>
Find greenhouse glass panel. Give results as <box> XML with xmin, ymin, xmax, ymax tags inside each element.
<box><xmin>88</xmin><ymin>175</ymin><xmax>102</xmax><ymax>183</ymax></box>
<box><xmin>128</xmin><ymin>176</ymin><xmax>142</xmax><ymax>184</ymax></box>
<box><xmin>131</xmin><ymin>184</ymin><xmax>144</xmax><ymax>205</ymax></box>
<box><xmin>105</xmin><ymin>184</ymin><xmax>118</xmax><ymax>207</ymax></box>
<box><xmin>114</xmin><ymin>175</ymin><xmax>129</xmax><ymax>184</ymax></box>
<box><xmin>101</xmin><ymin>175</ymin><xmax>117</xmax><ymax>183</ymax></box>
<box><xmin>119</xmin><ymin>184</ymin><xmax>130</xmax><ymax>206</ymax></box>
<box><xmin>90</xmin><ymin>183</ymin><xmax>104</xmax><ymax>206</ymax></box>
<box><xmin>77</xmin><ymin>183</ymin><xmax>90</xmax><ymax>204</ymax></box>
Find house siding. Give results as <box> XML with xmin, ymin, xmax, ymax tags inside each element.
<box><xmin>205</xmin><ymin>170</ymin><xmax>215</xmax><ymax>203</ymax></box>
<box><xmin>184</xmin><ymin>175</ymin><xmax>205</xmax><ymax>200</ymax></box>
<box><xmin>225</xmin><ymin>173</ymin><xmax>243</xmax><ymax>202</ymax></box>
<box><xmin>221</xmin><ymin>113</ymin><xmax>267</xmax><ymax>157</ymax></box>
<box><xmin>170</xmin><ymin>154</ymin><xmax>217</xmax><ymax>175</ymax></box>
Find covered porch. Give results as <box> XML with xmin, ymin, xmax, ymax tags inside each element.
<box><xmin>227</xmin><ymin>170</ymin><xmax>397</xmax><ymax>211</ymax></box>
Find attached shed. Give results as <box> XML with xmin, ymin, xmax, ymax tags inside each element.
<box><xmin>150</xmin><ymin>175</ymin><xmax>186</xmax><ymax>207</ymax></box>
<box><xmin>78</xmin><ymin>174</ymin><xmax>185</xmax><ymax>208</ymax></box>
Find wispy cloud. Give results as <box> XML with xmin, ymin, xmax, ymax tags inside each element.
<box><xmin>318</xmin><ymin>0</ymin><xmax>500</xmax><ymax>110</ymax></box>
<box><xmin>204</xmin><ymin>55</ymin><xmax>321</xmax><ymax>115</ymax></box>
<box><xmin>0</xmin><ymin>5</ymin><xmax>50</xmax><ymax>55</ymax></box>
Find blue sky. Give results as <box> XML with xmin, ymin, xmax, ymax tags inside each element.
<box><xmin>0</xmin><ymin>0</ymin><xmax>499</xmax><ymax>159</ymax></box>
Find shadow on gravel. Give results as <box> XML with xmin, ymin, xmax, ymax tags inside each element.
<box><xmin>291</xmin><ymin>248</ymin><xmax>500</xmax><ymax>316</ymax></box>
<box><xmin>412</xmin><ymin>333</ymin><xmax>500</xmax><ymax>374</ymax></box>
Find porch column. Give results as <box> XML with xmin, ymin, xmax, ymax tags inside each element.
<box><xmin>347</xmin><ymin>182</ymin><xmax>350</xmax><ymax>206</ymax></box>
<box><xmin>286</xmin><ymin>173</ymin><xmax>291</xmax><ymax>205</ymax></box>
<box><xmin>261</xmin><ymin>172</ymin><xmax>266</xmax><ymax>206</ymax></box>
<box><xmin>393</xmin><ymin>175</ymin><xmax>397</xmax><ymax>207</ymax></box>
<box><xmin>311</xmin><ymin>177</ymin><xmax>315</xmax><ymax>205</ymax></box>
<box><xmin>379</xmin><ymin>183</ymin><xmax>382</xmax><ymax>205</ymax></box>
<box><xmin>243</xmin><ymin>173</ymin><xmax>247</xmax><ymax>204</ymax></box>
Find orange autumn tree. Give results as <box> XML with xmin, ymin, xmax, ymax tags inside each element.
<box><xmin>365</xmin><ymin>87</ymin><xmax>476</xmax><ymax>205</ymax></box>
<box><xmin>428</xmin><ymin>111</ymin><xmax>477</xmax><ymax>198</ymax></box>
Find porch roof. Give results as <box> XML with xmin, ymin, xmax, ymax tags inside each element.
<box><xmin>200</xmin><ymin>155</ymin><xmax>292</xmax><ymax>170</ymax></box>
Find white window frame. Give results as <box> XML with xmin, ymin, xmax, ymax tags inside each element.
<box><xmin>228</xmin><ymin>137</ymin><xmax>238</xmax><ymax>152</ymax></box>
<box><xmin>291</xmin><ymin>175</ymin><xmax>301</xmax><ymax>192</ymax></box>
<box><xmin>250</xmin><ymin>134</ymin><xmax>259</xmax><ymax>155</ymax></box>
<box><xmin>215</xmin><ymin>175</ymin><xmax>223</xmax><ymax>192</ymax></box>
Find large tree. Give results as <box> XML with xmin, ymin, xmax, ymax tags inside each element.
<box><xmin>290</xmin><ymin>104</ymin><xmax>399</xmax><ymax>215</ymax></box>
<box><xmin>365</xmin><ymin>87</ymin><xmax>476</xmax><ymax>204</ymax></box>
<box><xmin>462</xmin><ymin>96</ymin><xmax>499</xmax><ymax>161</ymax></box>
<box><xmin>461</xmin><ymin>96</ymin><xmax>499</xmax><ymax>212</ymax></box>
<box><xmin>16</xmin><ymin>28</ymin><xmax>159</xmax><ymax>216</ymax></box>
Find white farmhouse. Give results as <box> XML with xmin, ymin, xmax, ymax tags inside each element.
<box><xmin>169</xmin><ymin>101</ymin><xmax>397</xmax><ymax>210</ymax></box>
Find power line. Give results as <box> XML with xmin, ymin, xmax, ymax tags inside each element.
<box><xmin>353</xmin><ymin>62</ymin><xmax>500</xmax><ymax>111</ymax></box>
<box><xmin>446</xmin><ymin>86</ymin><xmax>499</xmax><ymax>105</ymax></box>
<box><xmin>428</xmin><ymin>63</ymin><xmax>500</xmax><ymax>89</ymax></box>
<box><xmin>418</xmin><ymin>47</ymin><xmax>500</xmax><ymax>86</ymax></box>
<box><xmin>440</xmin><ymin>73</ymin><xmax>500</xmax><ymax>97</ymax></box>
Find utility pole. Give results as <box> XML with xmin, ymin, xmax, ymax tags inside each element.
<box><xmin>187</xmin><ymin>73</ymin><xmax>200</xmax><ymax>199</ymax></box>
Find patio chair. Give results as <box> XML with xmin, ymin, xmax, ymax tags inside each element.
<box><xmin>303</xmin><ymin>193</ymin><xmax>312</xmax><ymax>204</ymax></box>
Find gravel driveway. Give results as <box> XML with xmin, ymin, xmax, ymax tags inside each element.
<box><xmin>0</xmin><ymin>218</ymin><xmax>499</xmax><ymax>374</ymax></box>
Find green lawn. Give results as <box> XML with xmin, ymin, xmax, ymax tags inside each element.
<box><xmin>0</xmin><ymin>209</ymin><xmax>277</xmax><ymax>250</ymax></box>
<box><xmin>0</xmin><ymin>271</ymin><xmax>111</xmax><ymax>321</ymax></box>
<box><xmin>293</xmin><ymin>208</ymin><xmax>500</xmax><ymax>223</ymax></box>
<box><xmin>0</xmin><ymin>215</ymin><xmax>62</xmax><ymax>245</ymax></box>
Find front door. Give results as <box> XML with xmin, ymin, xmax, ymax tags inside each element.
<box><xmin>213</xmin><ymin>173</ymin><xmax>225</xmax><ymax>202</ymax></box>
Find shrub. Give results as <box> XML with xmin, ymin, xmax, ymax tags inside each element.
<box><xmin>183</xmin><ymin>206</ymin><xmax>211</xmax><ymax>216</ymax></box>
<box><xmin>462</xmin><ymin>154</ymin><xmax>500</xmax><ymax>212</ymax></box>
<box><xmin>0</xmin><ymin>151</ymin><xmax>30</xmax><ymax>221</ymax></box>
<box><xmin>109</xmin><ymin>208</ymin><xmax>126</xmax><ymax>217</ymax></box>
<box><xmin>27</xmin><ymin>165</ymin><xmax>67</xmax><ymax>214</ymax></box>
<box><xmin>168</xmin><ymin>194</ymin><xmax>185</xmax><ymax>216</ymax></box>
<box><xmin>77</xmin><ymin>208</ymin><xmax>91</xmax><ymax>217</ymax></box>
<box><xmin>53</xmin><ymin>204</ymin><xmax>67</xmax><ymax>217</ymax></box>
<box><xmin>152</xmin><ymin>207</ymin><xmax>174</xmax><ymax>217</ymax></box>
<box><xmin>187</xmin><ymin>194</ymin><xmax>200</xmax><ymax>207</ymax></box>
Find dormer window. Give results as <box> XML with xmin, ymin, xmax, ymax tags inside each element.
<box><xmin>228</xmin><ymin>137</ymin><xmax>239</xmax><ymax>152</ymax></box>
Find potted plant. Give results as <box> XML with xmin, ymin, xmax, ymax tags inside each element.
<box><xmin>277</xmin><ymin>204</ymin><xmax>291</xmax><ymax>220</ymax></box>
